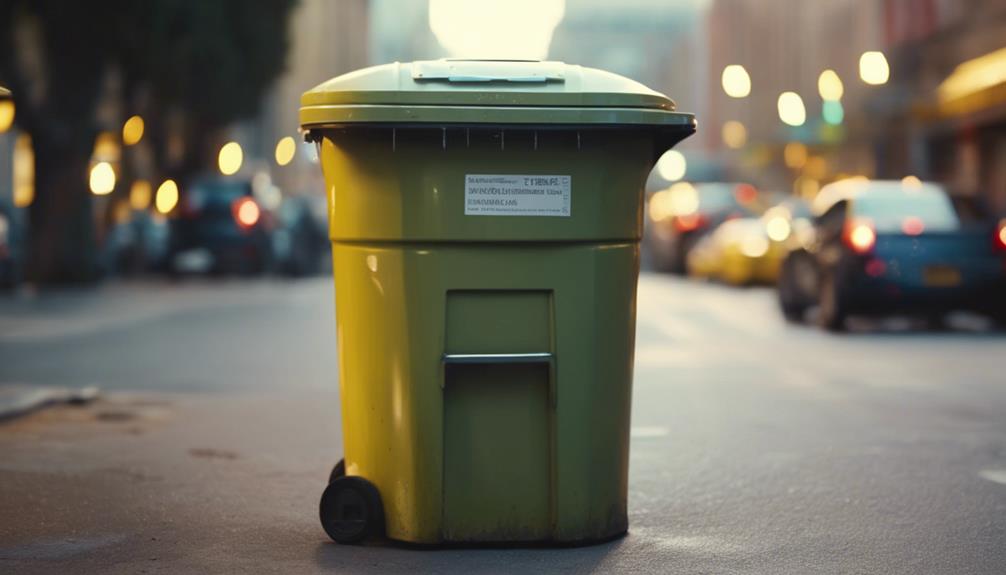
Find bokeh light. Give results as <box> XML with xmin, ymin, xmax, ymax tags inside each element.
<box><xmin>784</xmin><ymin>142</ymin><xmax>808</xmax><ymax>169</ymax></box>
<box><xmin>859</xmin><ymin>51</ymin><xmax>890</xmax><ymax>85</ymax></box>
<box><xmin>122</xmin><ymin>115</ymin><xmax>144</xmax><ymax>146</ymax></box>
<box><xmin>429</xmin><ymin>0</ymin><xmax>565</xmax><ymax>60</ymax></box>
<box><xmin>130</xmin><ymin>180</ymin><xmax>152</xmax><ymax>210</ymax></box>
<box><xmin>722</xmin><ymin>121</ymin><xmax>747</xmax><ymax>149</ymax></box>
<box><xmin>817</xmin><ymin>69</ymin><xmax>844</xmax><ymax>101</ymax></box>
<box><xmin>721</xmin><ymin>65</ymin><xmax>751</xmax><ymax>98</ymax></box>
<box><xmin>89</xmin><ymin>162</ymin><xmax>116</xmax><ymax>195</ymax></box>
<box><xmin>0</xmin><ymin>99</ymin><xmax>14</xmax><ymax>133</ymax></box>
<box><xmin>777</xmin><ymin>92</ymin><xmax>806</xmax><ymax>126</ymax></box>
<box><xmin>218</xmin><ymin>141</ymin><xmax>243</xmax><ymax>175</ymax></box>
<box><xmin>656</xmin><ymin>150</ymin><xmax>687</xmax><ymax>181</ymax></box>
<box><xmin>13</xmin><ymin>134</ymin><xmax>34</xmax><ymax>207</ymax></box>
<box><xmin>155</xmin><ymin>179</ymin><xmax>179</xmax><ymax>214</ymax></box>
<box><xmin>275</xmin><ymin>136</ymin><xmax>296</xmax><ymax>166</ymax></box>
<box><xmin>822</xmin><ymin>100</ymin><xmax>844</xmax><ymax>125</ymax></box>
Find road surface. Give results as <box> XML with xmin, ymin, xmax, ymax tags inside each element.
<box><xmin>2</xmin><ymin>275</ymin><xmax>1005</xmax><ymax>574</ymax></box>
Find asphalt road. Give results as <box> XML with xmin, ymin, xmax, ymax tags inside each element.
<box><xmin>2</xmin><ymin>275</ymin><xmax>1005</xmax><ymax>574</ymax></box>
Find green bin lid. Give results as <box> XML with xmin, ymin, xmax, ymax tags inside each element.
<box><xmin>300</xmin><ymin>59</ymin><xmax>695</xmax><ymax>129</ymax></box>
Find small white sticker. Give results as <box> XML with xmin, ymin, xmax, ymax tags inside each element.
<box><xmin>465</xmin><ymin>174</ymin><xmax>571</xmax><ymax>217</ymax></box>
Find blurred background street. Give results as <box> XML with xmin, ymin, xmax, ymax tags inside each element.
<box><xmin>3</xmin><ymin>0</ymin><xmax>1006</xmax><ymax>572</ymax></box>
<box><xmin>2</xmin><ymin>276</ymin><xmax>1006</xmax><ymax>573</ymax></box>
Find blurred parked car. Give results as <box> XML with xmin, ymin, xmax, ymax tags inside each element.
<box><xmin>167</xmin><ymin>176</ymin><xmax>274</xmax><ymax>275</ymax></box>
<box><xmin>777</xmin><ymin>179</ymin><xmax>1006</xmax><ymax>330</ymax></box>
<box><xmin>688</xmin><ymin>198</ymin><xmax>812</xmax><ymax>285</ymax></box>
<box><xmin>0</xmin><ymin>206</ymin><xmax>17</xmax><ymax>289</ymax></box>
<box><xmin>646</xmin><ymin>181</ymin><xmax>759</xmax><ymax>274</ymax></box>
<box><xmin>272</xmin><ymin>194</ymin><xmax>328</xmax><ymax>277</ymax></box>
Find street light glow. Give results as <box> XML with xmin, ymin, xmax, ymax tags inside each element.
<box><xmin>721</xmin><ymin>65</ymin><xmax>751</xmax><ymax>98</ymax></box>
<box><xmin>130</xmin><ymin>180</ymin><xmax>152</xmax><ymax>210</ymax></box>
<box><xmin>429</xmin><ymin>0</ymin><xmax>565</xmax><ymax>60</ymax></box>
<box><xmin>0</xmin><ymin>99</ymin><xmax>14</xmax><ymax>133</ymax></box>
<box><xmin>784</xmin><ymin>142</ymin><xmax>808</xmax><ymax>169</ymax></box>
<box><xmin>275</xmin><ymin>136</ymin><xmax>296</xmax><ymax>166</ymax></box>
<box><xmin>818</xmin><ymin>69</ymin><xmax>844</xmax><ymax>101</ymax></box>
<box><xmin>218</xmin><ymin>141</ymin><xmax>243</xmax><ymax>176</ymax></box>
<box><xmin>122</xmin><ymin>115</ymin><xmax>144</xmax><ymax>146</ymax></box>
<box><xmin>722</xmin><ymin>121</ymin><xmax>747</xmax><ymax>149</ymax></box>
<box><xmin>859</xmin><ymin>51</ymin><xmax>890</xmax><ymax>85</ymax></box>
<box><xmin>155</xmin><ymin>179</ymin><xmax>179</xmax><ymax>214</ymax></box>
<box><xmin>777</xmin><ymin>92</ymin><xmax>806</xmax><ymax>126</ymax></box>
<box><xmin>656</xmin><ymin>150</ymin><xmax>687</xmax><ymax>181</ymax></box>
<box><xmin>89</xmin><ymin>162</ymin><xmax>116</xmax><ymax>195</ymax></box>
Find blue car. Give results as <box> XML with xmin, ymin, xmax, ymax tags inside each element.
<box><xmin>777</xmin><ymin>179</ymin><xmax>1006</xmax><ymax>331</ymax></box>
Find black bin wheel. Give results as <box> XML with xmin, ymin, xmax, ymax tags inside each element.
<box><xmin>320</xmin><ymin>475</ymin><xmax>384</xmax><ymax>544</ymax></box>
<box><xmin>328</xmin><ymin>458</ymin><xmax>345</xmax><ymax>484</ymax></box>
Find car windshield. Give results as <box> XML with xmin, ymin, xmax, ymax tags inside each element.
<box><xmin>853</xmin><ymin>185</ymin><xmax>960</xmax><ymax>232</ymax></box>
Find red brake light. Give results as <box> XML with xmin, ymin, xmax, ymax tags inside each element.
<box><xmin>843</xmin><ymin>218</ymin><xmax>876</xmax><ymax>254</ymax></box>
<box><xmin>901</xmin><ymin>216</ymin><xmax>924</xmax><ymax>236</ymax></box>
<box><xmin>995</xmin><ymin>220</ymin><xmax>1006</xmax><ymax>251</ymax></box>
<box><xmin>674</xmin><ymin>213</ymin><xmax>707</xmax><ymax>233</ymax></box>
<box><xmin>233</xmin><ymin>197</ymin><xmax>260</xmax><ymax>230</ymax></box>
<box><xmin>734</xmin><ymin>183</ymin><xmax>758</xmax><ymax>204</ymax></box>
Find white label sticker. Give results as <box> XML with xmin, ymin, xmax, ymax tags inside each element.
<box><xmin>465</xmin><ymin>174</ymin><xmax>571</xmax><ymax>217</ymax></box>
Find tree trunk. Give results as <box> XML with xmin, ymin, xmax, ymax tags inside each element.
<box><xmin>27</xmin><ymin>130</ymin><xmax>98</xmax><ymax>285</ymax></box>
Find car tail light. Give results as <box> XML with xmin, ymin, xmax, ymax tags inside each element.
<box><xmin>901</xmin><ymin>216</ymin><xmax>925</xmax><ymax>236</ymax></box>
<box><xmin>674</xmin><ymin>213</ymin><xmax>707</xmax><ymax>233</ymax></box>
<box><xmin>995</xmin><ymin>219</ymin><xmax>1006</xmax><ymax>252</ymax></box>
<box><xmin>843</xmin><ymin>218</ymin><xmax>876</xmax><ymax>255</ymax></box>
<box><xmin>232</xmin><ymin>197</ymin><xmax>260</xmax><ymax>230</ymax></box>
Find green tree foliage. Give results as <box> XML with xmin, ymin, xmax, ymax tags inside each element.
<box><xmin>0</xmin><ymin>0</ymin><xmax>297</xmax><ymax>284</ymax></box>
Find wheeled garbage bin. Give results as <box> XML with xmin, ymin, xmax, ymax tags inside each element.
<box><xmin>301</xmin><ymin>59</ymin><xmax>695</xmax><ymax>545</ymax></box>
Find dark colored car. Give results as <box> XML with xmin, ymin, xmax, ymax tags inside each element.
<box><xmin>645</xmin><ymin>181</ymin><xmax>758</xmax><ymax>274</ymax></box>
<box><xmin>167</xmin><ymin>177</ymin><xmax>273</xmax><ymax>275</ymax></box>
<box><xmin>0</xmin><ymin>206</ymin><xmax>17</xmax><ymax>289</ymax></box>
<box><xmin>272</xmin><ymin>194</ymin><xmax>328</xmax><ymax>277</ymax></box>
<box><xmin>778</xmin><ymin>179</ymin><xmax>1006</xmax><ymax>331</ymax></box>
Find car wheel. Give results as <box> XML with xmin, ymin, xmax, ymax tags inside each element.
<box><xmin>319</xmin><ymin>475</ymin><xmax>384</xmax><ymax>544</ymax></box>
<box><xmin>818</xmin><ymin>274</ymin><xmax>848</xmax><ymax>332</ymax></box>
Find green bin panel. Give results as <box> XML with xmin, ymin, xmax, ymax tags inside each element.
<box><xmin>443</xmin><ymin>363</ymin><xmax>551</xmax><ymax>542</ymax></box>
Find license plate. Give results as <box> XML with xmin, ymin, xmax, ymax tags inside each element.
<box><xmin>923</xmin><ymin>265</ymin><xmax>961</xmax><ymax>287</ymax></box>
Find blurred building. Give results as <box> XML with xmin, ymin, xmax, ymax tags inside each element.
<box><xmin>702</xmin><ymin>0</ymin><xmax>1006</xmax><ymax>211</ymax></box>
<box><xmin>252</xmin><ymin>0</ymin><xmax>370</xmax><ymax>197</ymax></box>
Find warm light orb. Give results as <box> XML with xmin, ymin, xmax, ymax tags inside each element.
<box><xmin>275</xmin><ymin>136</ymin><xmax>296</xmax><ymax>166</ymax></box>
<box><xmin>122</xmin><ymin>115</ymin><xmax>145</xmax><ymax>146</ymax></box>
<box><xmin>429</xmin><ymin>0</ymin><xmax>565</xmax><ymax>60</ymax></box>
<box><xmin>766</xmin><ymin>215</ymin><xmax>792</xmax><ymax>242</ymax></box>
<box><xmin>784</xmin><ymin>142</ymin><xmax>808</xmax><ymax>169</ymax></box>
<box><xmin>89</xmin><ymin>162</ymin><xmax>116</xmax><ymax>195</ymax></box>
<box><xmin>817</xmin><ymin>69</ymin><xmax>844</xmax><ymax>101</ymax></box>
<box><xmin>656</xmin><ymin>150</ymin><xmax>687</xmax><ymax>182</ymax></box>
<box><xmin>130</xmin><ymin>180</ymin><xmax>152</xmax><ymax>210</ymax></box>
<box><xmin>218</xmin><ymin>141</ymin><xmax>243</xmax><ymax>176</ymax></box>
<box><xmin>722</xmin><ymin>121</ymin><xmax>747</xmax><ymax>149</ymax></box>
<box><xmin>901</xmin><ymin>175</ymin><xmax>923</xmax><ymax>189</ymax></box>
<box><xmin>721</xmin><ymin>65</ymin><xmax>751</xmax><ymax>98</ymax></box>
<box><xmin>860</xmin><ymin>51</ymin><xmax>890</xmax><ymax>85</ymax></box>
<box><xmin>0</xmin><ymin>99</ymin><xmax>14</xmax><ymax>133</ymax></box>
<box><xmin>155</xmin><ymin>179</ymin><xmax>179</xmax><ymax>214</ymax></box>
<box><xmin>777</xmin><ymin>92</ymin><xmax>806</xmax><ymax>127</ymax></box>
